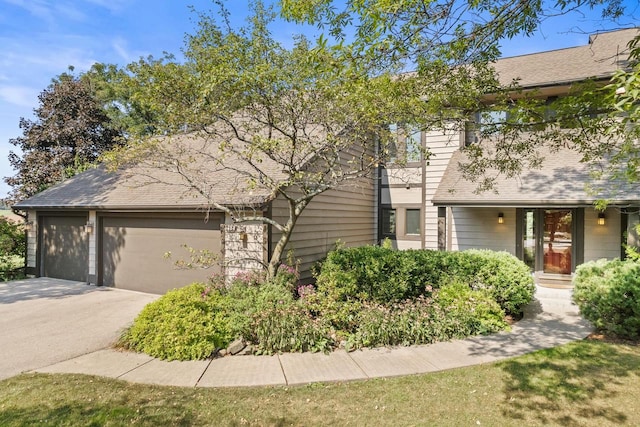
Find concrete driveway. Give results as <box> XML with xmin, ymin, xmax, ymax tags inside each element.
<box><xmin>0</xmin><ymin>278</ymin><xmax>158</xmax><ymax>380</ymax></box>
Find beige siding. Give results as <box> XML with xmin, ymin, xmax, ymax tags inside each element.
<box><xmin>450</xmin><ymin>207</ymin><xmax>516</xmax><ymax>254</ymax></box>
<box><xmin>381</xmin><ymin>127</ymin><xmax>460</xmax><ymax>250</ymax></box>
<box><xmin>584</xmin><ymin>207</ymin><xmax>622</xmax><ymax>262</ymax></box>
<box><xmin>271</xmin><ymin>180</ymin><xmax>375</xmax><ymax>281</ymax></box>
<box><xmin>380</xmin><ymin>187</ymin><xmax>421</xmax><ymax>205</ymax></box>
<box><xmin>423</xmin><ymin>128</ymin><xmax>462</xmax><ymax>249</ymax></box>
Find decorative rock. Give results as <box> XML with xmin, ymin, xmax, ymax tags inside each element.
<box><xmin>227</xmin><ymin>338</ymin><xmax>246</xmax><ymax>355</ymax></box>
<box><xmin>237</xmin><ymin>344</ymin><xmax>254</xmax><ymax>356</ymax></box>
<box><xmin>218</xmin><ymin>348</ymin><xmax>228</xmax><ymax>357</ymax></box>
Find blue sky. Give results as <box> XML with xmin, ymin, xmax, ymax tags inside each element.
<box><xmin>0</xmin><ymin>0</ymin><xmax>638</xmax><ymax>200</ymax></box>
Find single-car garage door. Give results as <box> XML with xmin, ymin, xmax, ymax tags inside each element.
<box><xmin>41</xmin><ymin>215</ymin><xmax>89</xmax><ymax>282</ymax></box>
<box><xmin>100</xmin><ymin>214</ymin><xmax>222</xmax><ymax>294</ymax></box>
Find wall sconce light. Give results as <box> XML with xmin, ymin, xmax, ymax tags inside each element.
<box><xmin>84</xmin><ymin>222</ymin><xmax>95</xmax><ymax>234</ymax></box>
<box><xmin>498</xmin><ymin>212</ymin><xmax>504</xmax><ymax>224</ymax></box>
<box><xmin>24</xmin><ymin>221</ymin><xmax>34</xmax><ymax>233</ymax></box>
<box><xmin>598</xmin><ymin>212</ymin><xmax>605</xmax><ymax>226</ymax></box>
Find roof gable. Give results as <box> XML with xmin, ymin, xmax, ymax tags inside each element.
<box><xmin>493</xmin><ymin>28</ymin><xmax>639</xmax><ymax>88</ymax></box>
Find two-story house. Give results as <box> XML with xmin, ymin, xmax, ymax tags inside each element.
<box><xmin>379</xmin><ymin>28</ymin><xmax>640</xmax><ymax>286</ymax></box>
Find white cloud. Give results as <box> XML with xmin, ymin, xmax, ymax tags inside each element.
<box><xmin>0</xmin><ymin>85</ymin><xmax>39</xmax><ymax>108</ymax></box>
<box><xmin>83</xmin><ymin>0</ymin><xmax>129</xmax><ymax>14</ymax></box>
<box><xmin>112</xmin><ymin>37</ymin><xmax>132</xmax><ymax>63</ymax></box>
<box><xmin>3</xmin><ymin>0</ymin><xmax>56</xmax><ymax>25</ymax></box>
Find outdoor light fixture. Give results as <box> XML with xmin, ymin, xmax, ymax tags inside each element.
<box><xmin>598</xmin><ymin>212</ymin><xmax>605</xmax><ymax>226</ymax></box>
<box><xmin>498</xmin><ymin>212</ymin><xmax>504</xmax><ymax>224</ymax></box>
<box><xmin>84</xmin><ymin>222</ymin><xmax>95</xmax><ymax>234</ymax></box>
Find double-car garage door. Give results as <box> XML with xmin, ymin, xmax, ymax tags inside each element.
<box><xmin>40</xmin><ymin>213</ymin><xmax>222</xmax><ymax>294</ymax></box>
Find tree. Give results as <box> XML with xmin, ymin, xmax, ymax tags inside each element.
<box><xmin>281</xmin><ymin>0</ymin><xmax>625</xmax><ymax>67</ymax></box>
<box><xmin>0</xmin><ymin>217</ymin><xmax>25</xmax><ymax>281</ymax></box>
<box><xmin>111</xmin><ymin>1</ymin><xmax>632</xmax><ymax>278</ymax></box>
<box><xmin>4</xmin><ymin>71</ymin><xmax>123</xmax><ymax>205</ymax></box>
<box><xmin>109</xmin><ymin>3</ymin><xmax>457</xmax><ymax>278</ymax></box>
<box><xmin>280</xmin><ymin>0</ymin><xmax>632</xmax><ymax>191</ymax></box>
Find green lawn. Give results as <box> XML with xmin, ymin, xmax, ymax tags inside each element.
<box><xmin>1</xmin><ymin>340</ymin><xmax>639</xmax><ymax>426</ymax></box>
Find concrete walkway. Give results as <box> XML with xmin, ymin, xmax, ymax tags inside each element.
<box><xmin>33</xmin><ymin>285</ymin><xmax>592</xmax><ymax>388</ymax></box>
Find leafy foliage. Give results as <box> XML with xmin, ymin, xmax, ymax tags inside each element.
<box><xmin>4</xmin><ymin>71</ymin><xmax>123</xmax><ymax>205</ymax></box>
<box><xmin>252</xmin><ymin>301</ymin><xmax>333</xmax><ymax>353</ymax></box>
<box><xmin>0</xmin><ymin>217</ymin><xmax>25</xmax><ymax>281</ymax></box>
<box><xmin>573</xmin><ymin>258</ymin><xmax>640</xmax><ymax>339</ymax></box>
<box><xmin>347</xmin><ymin>285</ymin><xmax>507</xmax><ymax>349</ymax></box>
<box><xmin>103</xmin><ymin>1</ymin><xmax>509</xmax><ymax>279</ymax></box>
<box><xmin>120</xmin><ymin>283</ymin><xmax>232</xmax><ymax>361</ymax></box>
<box><xmin>281</xmin><ymin>0</ymin><xmax>625</xmax><ymax>68</ymax></box>
<box><xmin>315</xmin><ymin>246</ymin><xmax>534</xmax><ymax>314</ymax></box>
<box><xmin>122</xmin><ymin>248</ymin><xmax>523</xmax><ymax>358</ymax></box>
<box><xmin>218</xmin><ymin>273</ymin><xmax>295</xmax><ymax>344</ymax></box>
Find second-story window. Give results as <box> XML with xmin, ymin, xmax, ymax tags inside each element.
<box><xmin>405</xmin><ymin>127</ymin><xmax>422</xmax><ymax>163</ymax></box>
<box><xmin>386</xmin><ymin>124</ymin><xmax>422</xmax><ymax>164</ymax></box>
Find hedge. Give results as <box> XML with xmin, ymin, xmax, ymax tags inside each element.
<box><xmin>572</xmin><ymin>258</ymin><xmax>640</xmax><ymax>339</ymax></box>
<box><xmin>315</xmin><ymin>246</ymin><xmax>534</xmax><ymax>315</ymax></box>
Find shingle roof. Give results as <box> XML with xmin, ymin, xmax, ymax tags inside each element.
<box><xmin>432</xmin><ymin>145</ymin><xmax>637</xmax><ymax>206</ymax></box>
<box><xmin>493</xmin><ymin>28</ymin><xmax>639</xmax><ymax>88</ymax></box>
<box><xmin>433</xmin><ymin>28</ymin><xmax>640</xmax><ymax>206</ymax></box>
<box><xmin>14</xmin><ymin>133</ymin><xmax>286</xmax><ymax>210</ymax></box>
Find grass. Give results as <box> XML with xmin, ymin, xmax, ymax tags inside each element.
<box><xmin>1</xmin><ymin>340</ymin><xmax>639</xmax><ymax>426</ymax></box>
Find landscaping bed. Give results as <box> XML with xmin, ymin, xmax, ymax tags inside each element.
<box><xmin>119</xmin><ymin>246</ymin><xmax>536</xmax><ymax>360</ymax></box>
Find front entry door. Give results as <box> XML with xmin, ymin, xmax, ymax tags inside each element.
<box><xmin>543</xmin><ymin>210</ymin><xmax>573</xmax><ymax>274</ymax></box>
<box><xmin>519</xmin><ymin>208</ymin><xmax>583</xmax><ymax>276</ymax></box>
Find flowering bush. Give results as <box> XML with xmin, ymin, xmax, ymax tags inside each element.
<box><xmin>252</xmin><ymin>300</ymin><xmax>333</xmax><ymax>354</ymax></box>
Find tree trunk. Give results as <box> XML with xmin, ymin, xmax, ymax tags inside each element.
<box><xmin>266</xmin><ymin>198</ymin><xmax>306</xmax><ymax>279</ymax></box>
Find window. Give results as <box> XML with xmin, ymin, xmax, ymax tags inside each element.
<box><xmin>385</xmin><ymin>124</ymin><xmax>421</xmax><ymax>163</ymax></box>
<box><xmin>387</xmin><ymin>124</ymin><xmax>398</xmax><ymax>162</ymax></box>
<box><xmin>381</xmin><ymin>208</ymin><xmax>396</xmax><ymax>236</ymax></box>
<box><xmin>405</xmin><ymin>209</ymin><xmax>421</xmax><ymax>235</ymax></box>
<box><xmin>405</xmin><ymin>127</ymin><xmax>422</xmax><ymax>163</ymax></box>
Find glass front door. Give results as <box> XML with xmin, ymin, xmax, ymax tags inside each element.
<box><xmin>543</xmin><ymin>210</ymin><xmax>572</xmax><ymax>275</ymax></box>
<box><xmin>520</xmin><ymin>208</ymin><xmax>577</xmax><ymax>275</ymax></box>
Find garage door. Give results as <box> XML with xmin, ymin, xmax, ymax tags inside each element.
<box><xmin>41</xmin><ymin>215</ymin><xmax>89</xmax><ymax>282</ymax></box>
<box><xmin>100</xmin><ymin>215</ymin><xmax>222</xmax><ymax>294</ymax></box>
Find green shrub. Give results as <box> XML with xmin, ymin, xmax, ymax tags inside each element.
<box><xmin>573</xmin><ymin>258</ymin><xmax>640</xmax><ymax>339</ymax></box>
<box><xmin>435</xmin><ymin>281</ymin><xmax>509</xmax><ymax>336</ymax></box>
<box><xmin>347</xmin><ymin>298</ymin><xmax>444</xmax><ymax>348</ymax></box>
<box><xmin>252</xmin><ymin>301</ymin><xmax>334</xmax><ymax>354</ymax></box>
<box><xmin>0</xmin><ymin>217</ymin><xmax>25</xmax><ymax>281</ymax></box>
<box><xmin>220</xmin><ymin>279</ymin><xmax>294</xmax><ymax>343</ymax></box>
<box><xmin>458</xmin><ymin>250</ymin><xmax>535</xmax><ymax>315</ymax></box>
<box><xmin>120</xmin><ymin>283</ymin><xmax>232</xmax><ymax>361</ymax></box>
<box><xmin>315</xmin><ymin>246</ymin><xmax>534</xmax><ymax>314</ymax></box>
<box><xmin>346</xmin><ymin>284</ymin><xmax>508</xmax><ymax>349</ymax></box>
